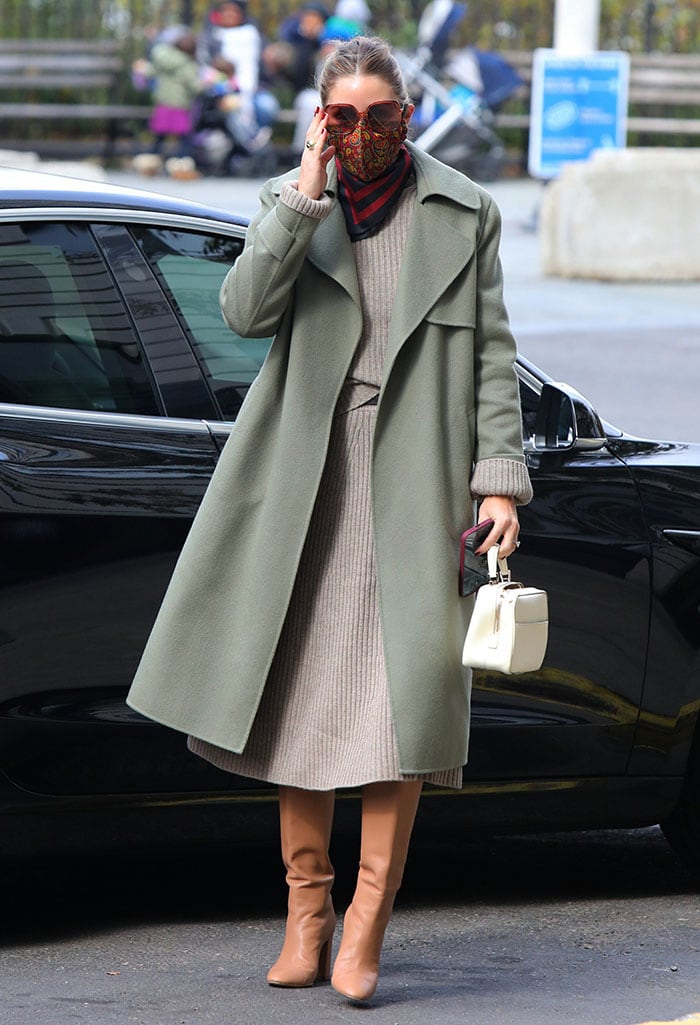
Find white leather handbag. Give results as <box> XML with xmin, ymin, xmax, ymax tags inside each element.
<box><xmin>461</xmin><ymin>546</ymin><xmax>548</xmax><ymax>674</ymax></box>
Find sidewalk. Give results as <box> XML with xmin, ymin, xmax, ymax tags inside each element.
<box><xmin>488</xmin><ymin>177</ymin><xmax>699</xmax><ymax>337</ymax></box>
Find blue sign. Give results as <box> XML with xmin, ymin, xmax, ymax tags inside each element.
<box><xmin>528</xmin><ymin>49</ymin><xmax>630</xmax><ymax>179</ymax></box>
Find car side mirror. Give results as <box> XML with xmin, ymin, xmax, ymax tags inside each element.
<box><xmin>533</xmin><ymin>382</ymin><xmax>606</xmax><ymax>452</ymax></box>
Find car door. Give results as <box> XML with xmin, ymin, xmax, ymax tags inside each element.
<box><xmin>464</xmin><ymin>367</ymin><xmax>652</xmax><ymax>781</ymax></box>
<box><xmin>0</xmin><ymin>218</ymin><xmax>228</xmax><ymax>798</ymax></box>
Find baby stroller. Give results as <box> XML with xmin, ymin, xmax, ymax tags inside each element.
<box><xmin>397</xmin><ymin>1</ymin><xmax>523</xmax><ymax>181</ymax></box>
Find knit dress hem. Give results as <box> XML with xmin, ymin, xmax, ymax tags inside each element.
<box><xmin>187</xmin><ymin>735</ymin><xmax>464</xmax><ymax>791</ymax></box>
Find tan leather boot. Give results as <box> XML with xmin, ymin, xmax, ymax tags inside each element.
<box><xmin>331</xmin><ymin>780</ymin><xmax>422</xmax><ymax>1002</ymax></box>
<box><xmin>267</xmin><ymin>786</ymin><xmax>336</xmax><ymax>987</ymax></box>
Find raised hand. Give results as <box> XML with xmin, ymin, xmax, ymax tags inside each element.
<box><xmin>298</xmin><ymin>108</ymin><xmax>336</xmax><ymax>200</ymax></box>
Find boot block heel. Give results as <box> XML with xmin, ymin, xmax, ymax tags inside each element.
<box><xmin>267</xmin><ymin>915</ymin><xmax>335</xmax><ymax>987</ymax></box>
<box><xmin>317</xmin><ymin>936</ymin><xmax>332</xmax><ymax>982</ymax></box>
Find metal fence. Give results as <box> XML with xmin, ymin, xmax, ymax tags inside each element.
<box><xmin>4</xmin><ymin>1</ymin><xmax>699</xmax><ymax>59</ymax></box>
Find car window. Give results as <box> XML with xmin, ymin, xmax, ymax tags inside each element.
<box><xmin>131</xmin><ymin>227</ymin><xmax>273</xmax><ymax>419</ymax></box>
<box><xmin>0</xmin><ymin>223</ymin><xmax>159</xmax><ymax>415</ymax></box>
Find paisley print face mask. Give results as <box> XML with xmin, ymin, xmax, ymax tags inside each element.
<box><xmin>324</xmin><ymin>100</ymin><xmax>409</xmax><ymax>182</ymax></box>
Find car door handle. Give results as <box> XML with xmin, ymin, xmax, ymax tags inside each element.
<box><xmin>662</xmin><ymin>529</ymin><xmax>700</xmax><ymax>557</ymax></box>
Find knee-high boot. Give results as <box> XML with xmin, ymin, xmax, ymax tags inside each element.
<box><xmin>267</xmin><ymin>786</ymin><xmax>336</xmax><ymax>987</ymax></box>
<box><xmin>331</xmin><ymin>780</ymin><xmax>422</xmax><ymax>1001</ymax></box>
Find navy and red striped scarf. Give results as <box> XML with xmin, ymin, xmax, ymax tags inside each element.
<box><xmin>336</xmin><ymin>146</ymin><xmax>413</xmax><ymax>241</ymax></box>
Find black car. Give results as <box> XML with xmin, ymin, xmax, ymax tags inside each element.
<box><xmin>1</xmin><ymin>167</ymin><xmax>699</xmax><ymax>867</ymax></box>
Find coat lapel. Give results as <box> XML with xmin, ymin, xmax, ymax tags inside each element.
<box><xmin>268</xmin><ymin>146</ymin><xmax>484</xmax><ymax>363</ymax></box>
<box><xmin>306</xmin><ymin>196</ymin><xmax>361</xmax><ymax>307</ymax></box>
<box><xmin>385</xmin><ymin>144</ymin><xmax>483</xmax><ymax>374</ymax></box>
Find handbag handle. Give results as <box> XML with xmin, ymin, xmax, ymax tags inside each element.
<box><xmin>487</xmin><ymin>544</ymin><xmax>511</xmax><ymax>582</ymax></box>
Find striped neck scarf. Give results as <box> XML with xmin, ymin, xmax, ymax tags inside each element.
<box><xmin>335</xmin><ymin>146</ymin><xmax>413</xmax><ymax>241</ymax></box>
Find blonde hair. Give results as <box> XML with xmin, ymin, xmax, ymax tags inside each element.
<box><xmin>316</xmin><ymin>36</ymin><xmax>410</xmax><ymax>107</ymax></box>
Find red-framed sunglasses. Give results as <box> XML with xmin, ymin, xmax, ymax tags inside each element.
<box><xmin>323</xmin><ymin>100</ymin><xmax>406</xmax><ymax>133</ymax></box>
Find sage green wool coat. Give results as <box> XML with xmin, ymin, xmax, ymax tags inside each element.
<box><xmin>126</xmin><ymin>144</ymin><xmax>530</xmax><ymax>775</ymax></box>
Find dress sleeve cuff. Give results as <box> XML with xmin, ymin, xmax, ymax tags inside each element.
<box><xmin>470</xmin><ymin>458</ymin><xmax>534</xmax><ymax>506</ymax></box>
<box><xmin>280</xmin><ymin>181</ymin><xmax>333</xmax><ymax>221</ymax></box>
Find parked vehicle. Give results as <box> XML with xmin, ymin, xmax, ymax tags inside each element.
<box><xmin>1</xmin><ymin>167</ymin><xmax>699</xmax><ymax>868</ymax></box>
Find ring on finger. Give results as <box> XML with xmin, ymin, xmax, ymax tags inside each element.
<box><xmin>305</xmin><ymin>139</ymin><xmax>316</xmax><ymax>150</ymax></box>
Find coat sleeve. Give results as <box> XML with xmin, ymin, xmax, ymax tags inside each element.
<box><xmin>469</xmin><ymin>195</ymin><xmax>533</xmax><ymax>505</ymax></box>
<box><xmin>219</xmin><ymin>179</ymin><xmax>332</xmax><ymax>339</ymax></box>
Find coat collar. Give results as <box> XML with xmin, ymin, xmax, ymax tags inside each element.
<box><xmin>407</xmin><ymin>142</ymin><xmax>483</xmax><ymax>210</ymax></box>
<box><xmin>268</xmin><ymin>143</ymin><xmax>487</xmax><ymax>363</ymax></box>
<box><xmin>386</xmin><ymin>144</ymin><xmax>484</xmax><ymax>371</ymax></box>
<box><xmin>303</xmin><ymin>142</ymin><xmax>484</xmax><ymax>209</ymax></box>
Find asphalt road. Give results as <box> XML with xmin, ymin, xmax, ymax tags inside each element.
<box><xmin>2</xmin><ymin>818</ymin><xmax>699</xmax><ymax>1025</ymax></box>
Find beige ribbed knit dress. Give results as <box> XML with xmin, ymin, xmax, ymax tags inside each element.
<box><xmin>188</xmin><ymin>176</ymin><xmax>463</xmax><ymax>791</ymax></box>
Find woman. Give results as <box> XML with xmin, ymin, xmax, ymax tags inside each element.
<box><xmin>146</xmin><ymin>32</ymin><xmax>203</xmax><ymax>160</ymax></box>
<box><xmin>127</xmin><ymin>36</ymin><xmax>532</xmax><ymax>1003</ymax></box>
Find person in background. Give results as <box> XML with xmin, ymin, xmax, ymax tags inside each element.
<box><xmin>323</xmin><ymin>0</ymin><xmax>371</xmax><ymax>42</ymax></box>
<box><xmin>276</xmin><ymin>3</ymin><xmax>331</xmax><ymax>96</ymax></box>
<box><xmin>203</xmin><ymin>1</ymin><xmax>281</xmax><ymax>134</ymax></box>
<box><xmin>144</xmin><ymin>32</ymin><xmax>204</xmax><ymax>177</ymax></box>
<box><xmin>207</xmin><ymin>0</ymin><xmax>261</xmax><ymax>96</ymax></box>
<box><xmin>279</xmin><ymin>0</ymin><xmax>371</xmax><ymax>156</ymax></box>
<box><xmin>131</xmin><ymin>22</ymin><xmax>191</xmax><ymax>93</ymax></box>
<box><xmin>259</xmin><ymin>3</ymin><xmax>331</xmax><ymax>157</ymax></box>
<box><xmin>195</xmin><ymin>55</ymin><xmax>244</xmax><ymax>172</ymax></box>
